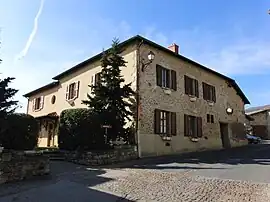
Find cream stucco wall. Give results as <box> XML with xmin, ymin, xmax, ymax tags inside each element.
<box><xmin>138</xmin><ymin>44</ymin><xmax>247</xmax><ymax>157</ymax></box>
<box><xmin>27</xmin><ymin>44</ymin><xmax>137</xmax><ymax>118</ymax></box>
<box><xmin>26</xmin><ymin>44</ymin><xmax>137</xmax><ymax>147</ymax></box>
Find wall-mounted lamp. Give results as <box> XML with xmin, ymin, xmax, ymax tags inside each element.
<box><xmin>141</xmin><ymin>51</ymin><xmax>155</xmax><ymax>72</ymax></box>
<box><xmin>226</xmin><ymin>107</ymin><xmax>233</xmax><ymax>115</ymax></box>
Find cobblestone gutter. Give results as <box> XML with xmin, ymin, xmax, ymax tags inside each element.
<box><xmin>0</xmin><ymin>150</ymin><xmax>50</xmax><ymax>184</ymax></box>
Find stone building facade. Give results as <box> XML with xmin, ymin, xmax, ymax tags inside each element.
<box><xmin>24</xmin><ymin>35</ymin><xmax>250</xmax><ymax>157</ymax></box>
<box><xmin>246</xmin><ymin>106</ymin><xmax>270</xmax><ymax>139</ymax></box>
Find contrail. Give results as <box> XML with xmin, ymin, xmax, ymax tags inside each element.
<box><xmin>16</xmin><ymin>0</ymin><xmax>44</xmax><ymax>60</ymax></box>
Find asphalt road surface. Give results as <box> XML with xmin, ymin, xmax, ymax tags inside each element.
<box><xmin>0</xmin><ymin>143</ymin><xmax>270</xmax><ymax>201</ymax></box>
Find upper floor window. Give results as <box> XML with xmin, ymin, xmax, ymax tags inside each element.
<box><xmin>184</xmin><ymin>114</ymin><xmax>202</xmax><ymax>138</ymax></box>
<box><xmin>66</xmin><ymin>81</ymin><xmax>80</xmax><ymax>101</ymax></box>
<box><xmin>154</xmin><ymin>109</ymin><xmax>176</xmax><ymax>135</ymax></box>
<box><xmin>156</xmin><ymin>65</ymin><xmax>177</xmax><ymax>90</ymax></box>
<box><xmin>207</xmin><ymin>114</ymin><xmax>214</xmax><ymax>123</ymax></box>
<box><xmin>91</xmin><ymin>72</ymin><xmax>102</xmax><ymax>90</ymax></box>
<box><xmin>184</xmin><ymin>75</ymin><xmax>199</xmax><ymax>97</ymax></box>
<box><xmin>33</xmin><ymin>96</ymin><xmax>44</xmax><ymax>111</ymax></box>
<box><xmin>202</xmin><ymin>82</ymin><xmax>216</xmax><ymax>102</ymax></box>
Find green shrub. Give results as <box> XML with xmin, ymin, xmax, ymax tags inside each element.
<box><xmin>58</xmin><ymin>108</ymin><xmax>110</xmax><ymax>151</ymax></box>
<box><xmin>0</xmin><ymin>113</ymin><xmax>39</xmax><ymax>150</ymax></box>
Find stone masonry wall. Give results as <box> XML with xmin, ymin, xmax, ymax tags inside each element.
<box><xmin>250</xmin><ymin>111</ymin><xmax>268</xmax><ymax>126</ymax></box>
<box><xmin>64</xmin><ymin>146</ymin><xmax>138</xmax><ymax>166</ymax></box>
<box><xmin>138</xmin><ymin>43</ymin><xmax>247</xmax><ymax>157</ymax></box>
<box><xmin>0</xmin><ymin>150</ymin><xmax>50</xmax><ymax>184</ymax></box>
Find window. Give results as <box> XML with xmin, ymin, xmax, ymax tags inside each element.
<box><xmin>154</xmin><ymin>109</ymin><xmax>176</xmax><ymax>135</ymax></box>
<box><xmin>207</xmin><ymin>114</ymin><xmax>214</xmax><ymax>123</ymax></box>
<box><xmin>66</xmin><ymin>81</ymin><xmax>80</xmax><ymax>100</ymax></box>
<box><xmin>94</xmin><ymin>72</ymin><xmax>101</xmax><ymax>86</ymax></box>
<box><xmin>184</xmin><ymin>75</ymin><xmax>199</xmax><ymax>97</ymax></box>
<box><xmin>91</xmin><ymin>72</ymin><xmax>102</xmax><ymax>91</ymax></box>
<box><xmin>51</xmin><ymin>95</ymin><xmax>56</xmax><ymax>104</ymax></box>
<box><xmin>202</xmin><ymin>82</ymin><xmax>216</xmax><ymax>102</ymax></box>
<box><xmin>33</xmin><ymin>96</ymin><xmax>44</xmax><ymax>111</ymax></box>
<box><xmin>156</xmin><ymin>65</ymin><xmax>177</xmax><ymax>90</ymax></box>
<box><xmin>184</xmin><ymin>114</ymin><xmax>202</xmax><ymax>138</ymax></box>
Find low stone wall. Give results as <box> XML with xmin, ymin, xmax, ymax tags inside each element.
<box><xmin>0</xmin><ymin>150</ymin><xmax>50</xmax><ymax>184</ymax></box>
<box><xmin>64</xmin><ymin>145</ymin><xmax>138</xmax><ymax>166</ymax></box>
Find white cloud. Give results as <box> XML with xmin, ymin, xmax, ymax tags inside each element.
<box><xmin>198</xmin><ymin>41</ymin><xmax>270</xmax><ymax>75</ymax></box>
<box><xmin>15</xmin><ymin>0</ymin><xmax>45</xmax><ymax>61</ymax></box>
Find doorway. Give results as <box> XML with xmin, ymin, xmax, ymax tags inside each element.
<box><xmin>47</xmin><ymin>123</ymin><xmax>54</xmax><ymax>147</ymax></box>
<box><xmin>219</xmin><ymin>122</ymin><xmax>231</xmax><ymax>149</ymax></box>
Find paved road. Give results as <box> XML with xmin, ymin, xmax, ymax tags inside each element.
<box><xmin>0</xmin><ymin>144</ymin><xmax>270</xmax><ymax>201</ymax></box>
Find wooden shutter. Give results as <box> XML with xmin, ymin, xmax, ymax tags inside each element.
<box><xmin>75</xmin><ymin>81</ymin><xmax>80</xmax><ymax>98</ymax></box>
<box><xmin>154</xmin><ymin>109</ymin><xmax>161</xmax><ymax>134</ymax></box>
<box><xmin>171</xmin><ymin>112</ymin><xmax>176</xmax><ymax>135</ymax></box>
<box><xmin>184</xmin><ymin>75</ymin><xmax>189</xmax><ymax>94</ymax></box>
<box><xmin>66</xmin><ymin>85</ymin><xmax>69</xmax><ymax>100</ymax></box>
<box><xmin>166</xmin><ymin>69</ymin><xmax>170</xmax><ymax>88</ymax></box>
<box><xmin>184</xmin><ymin>114</ymin><xmax>189</xmax><ymax>136</ymax></box>
<box><xmin>195</xmin><ymin>79</ymin><xmax>199</xmax><ymax>97</ymax></box>
<box><xmin>212</xmin><ymin>86</ymin><xmax>216</xmax><ymax>102</ymax></box>
<box><xmin>171</xmin><ymin>70</ymin><xmax>177</xmax><ymax>90</ymax></box>
<box><xmin>202</xmin><ymin>82</ymin><xmax>206</xmax><ymax>100</ymax></box>
<box><xmin>91</xmin><ymin>75</ymin><xmax>95</xmax><ymax>90</ymax></box>
<box><xmin>197</xmin><ymin>117</ymin><xmax>202</xmax><ymax>137</ymax></box>
<box><xmin>40</xmin><ymin>96</ymin><xmax>44</xmax><ymax>109</ymax></box>
<box><xmin>156</xmin><ymin>65</ymin><xmax>162</xmax><ymax>87</ymax></box>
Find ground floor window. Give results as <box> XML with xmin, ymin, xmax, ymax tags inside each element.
<box><xmin>184</xmin><ymin>114</ymin><xmax>202</xmax><ymax>138</ymax></box>
<box><xmin>154</xmin><ymin>109</ymin><xmax>176</xmax><ymax>135</ymax></box>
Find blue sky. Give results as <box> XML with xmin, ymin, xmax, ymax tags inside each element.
<box><xmin>0</xmin><ymin>0</ymin><xmax>269</xmax><ymax>112</ymax></box>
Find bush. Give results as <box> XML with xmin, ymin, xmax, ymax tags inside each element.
<box><xmin>0</xmin><ymin>113</ymin><xmax>39</xmax><ymax>150</ymax></box>
<box><xmin>58</xmin><ymin>108</ymin><xmax>110</xmax><ymax>151</ymax></box>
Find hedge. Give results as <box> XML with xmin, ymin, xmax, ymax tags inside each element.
<box><xmin>58</xmin><ymin>108</ymin><xmax>110</xmax><ymax>151</ymax></box>
<box><xmin>0</xmin><ymin>113</ymin><xmax>39</xmax><ymax>150</ymax></box>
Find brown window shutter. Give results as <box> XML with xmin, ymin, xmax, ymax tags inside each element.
<box><xmin>171</xmin><ymin>112</ymin><xmax>176</xmax><ymax>135</ymax></box>
<box><xmin>75</xmin><ymin>81</ymin><xmax>80</xmax><ymax>98</ymax></box>
<box><xmin>197</xmin><ymin>117</ymin><xmax>203</xmax><ymax>137</ymax></box>
<box><xmin>171</xmin><ymin>70</ymin><xmax>177</xmax><ymax>90</ymax></box>
<box><xmin>166</xmin><ymin>69</ymin><xmax>170</xmax><ymax>88</ymax></box>
<box><xmin>184</xmin><ymin>114</ymin><xmax>189</xmax><ymax>136</ymax></box>
<box><xmin>184</xmin><ymin>75</ymin><xmax>189</xmax><ymax>94</ymax></box>
<box><xmin>156</xmin><ymin>65</ymin><xmax>162</xmax><ymax>87</ymax></box>
<box><xmin>154</xmin><ymin>109</ymin><xmax>161</xmax><ymax>134</ymax></box>
<box><xmin>213</xmin><ymin>86</ymin><xmax>216</xmax><ymax>102</ymax></box>
<box><xmin>95</xmin><ymin>73</ymin><xmax>100</xmax><ymax>86</ymax></box>
<box><xmin>195</xmin><ymin>80</ymin><xmax>199</xmax><ymax>97</ymax></box>
<box><xmin>202</xmin><ymin>82</ymin><xmax>206</xmax><ymax>100</ymax></box>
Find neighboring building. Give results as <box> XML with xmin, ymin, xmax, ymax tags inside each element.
<box><xmin>24</xmin><ymin>35</ymin><xmax>250</xmax><ymax>157</ymax></box>
<box><xmin>245</xmin><ymin>105</ymin><xmax>270</xmax><ymax>139</ymax></box>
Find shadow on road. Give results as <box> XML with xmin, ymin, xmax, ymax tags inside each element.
<box><xmin>100</xmin><ymin>144</ymin><xmax>270</xmax><ymax>170</ymax></box>
<box><xmin>0</xmin><ymin>161</ymin><xmax>134</xmax><ymax>202</ymax></box>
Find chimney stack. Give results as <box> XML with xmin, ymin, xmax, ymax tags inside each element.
<box><xmin>168</xmin><ymin>43</ymin><xmax>179</xmax><ymax>54</ymax></box>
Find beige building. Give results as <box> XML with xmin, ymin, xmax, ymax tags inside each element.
<box><xmin>24</xmin><ymin>35</ymin><xmax>250</xmax><ymax>157</ymax></box>
<box><xmin>246</xmin><ymin>105</ymin><xmax>270</xmax><ymax>139</ymax></box>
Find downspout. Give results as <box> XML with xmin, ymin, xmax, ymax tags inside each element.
<box><xmin>135</xmin><ymin>39</ymin><xmax>144</xmax><ymax>158</ymax></box>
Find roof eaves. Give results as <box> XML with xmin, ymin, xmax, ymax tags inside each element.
<box><xmin>23</xmin><ymin>81</ymin><xmax>59</xmax><ymax>98</ymax></box>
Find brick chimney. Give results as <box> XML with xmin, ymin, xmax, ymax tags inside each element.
<box><xmin>168</xmin><ymin>43</ymin><xmax>179</xmax><ymax>54</ymax></box>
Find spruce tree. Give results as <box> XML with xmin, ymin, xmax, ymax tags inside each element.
<box><xmin>0</xmin><ymin>77</ymin><xmax>18</xmax><ymax>117</ymax></box>
<box><xmin>0</xmin><ymin>57</ymin><xmax>18</xmax><ymax>118</ymax></box>
<box><xmin>83</xmin><ymin>38</ymin><xmax>135</xmax><ymax>143</ymax></box>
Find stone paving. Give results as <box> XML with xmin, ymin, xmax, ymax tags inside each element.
<box><xmin>92</xmin><ymin>168</ymin><xmax>270</xmax><ymax>202</ymax></box>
